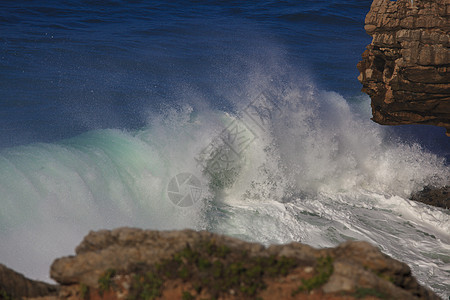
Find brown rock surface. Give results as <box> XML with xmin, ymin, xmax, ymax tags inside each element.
<box><xmin>47</xmin><ymin>228</ymin><xmax>439</xmax><ymax>300</ymax></box>
<box><xmin>410</xmin><ymin>185</ymin><xmax>449</xmax><ymax>209</ymax></box>
<box><xmin>0</xmin><ymin>263</ymin><xmax>57</xmax><ymax>299</ymax></box>
<box><xmin>357</xmin><ymin>0</ymin><xmax>450</xmax><ymax>136</ymax></box>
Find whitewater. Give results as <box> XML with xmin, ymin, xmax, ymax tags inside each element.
<box><xmin>0</xmin><ymin>68</ymin><xmax>449</xmax><ymax>298</ymax></box>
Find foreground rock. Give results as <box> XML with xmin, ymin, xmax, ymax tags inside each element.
<box><xmin>357</xmin><ymin>0</ymin><xmax>450</xmax><ymax>136</ymax></box>
<box><xmin>43</xmin><ymin>228</ymin><xmax>440</xmax><ymax>299</ymax></box>
<box><xmin>0</xmin><ymin>263</ymin><xmax>57</xmax><ymax>299</ymax></box>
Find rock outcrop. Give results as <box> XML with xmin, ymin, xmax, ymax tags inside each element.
<box><xmin>43</xmin><ymin>228</ymin><xmax>439</xmax><ymax>300</ymax></box>
<box><xmin>357</xmin><ymin>0</ymin><xmax>450</xmax><ymax>136</ymax></box>
<box><xmin>0</xmin><ymin>263</ymin><xmax>57</xmax><ymax>299</ymax></box>
<box><xmin>410</xmin><ymin>185</ymin><xmax>449</xmax><ymax>209</ymax></box>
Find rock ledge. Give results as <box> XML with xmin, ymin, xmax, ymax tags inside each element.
<box><xmin>0</xmin><ymin>228</ymin><xmax>441</xmax><ymax>299</ymax></box>
<box><xmin>45</xmin><ymin>228</ymin><xmax>439</xmax><ymax>300</ymax></box>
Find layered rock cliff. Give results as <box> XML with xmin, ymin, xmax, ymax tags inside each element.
<box><xmin>0</xmin><ymin>228</ymin><xmax>438</xmax><ymax>300</ymax></box>
<box><xmin>357</xmin><ymin>0</ymin><xmax>450</xmax><ymax>135</ymax></box>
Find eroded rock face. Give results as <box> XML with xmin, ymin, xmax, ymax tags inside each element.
<box><xmin>47</xmin><ymin>228</ymin><xmax>440</xmax><ymax>300</ymax></box>
<box><xmin>357</xmin><ymin>0</ymin><xmax>450</xmax><ymax>136</ymax></box>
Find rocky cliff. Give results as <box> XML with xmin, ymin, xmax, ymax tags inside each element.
<box><xmin>1</xmin><ymin>228</ymin><xmax>439</xmax><ymax>300</ymax></box>
<box><xmin>357</xmin><ymin>0</ymin><xmax>450</xmax><ymax>135</ymax></box>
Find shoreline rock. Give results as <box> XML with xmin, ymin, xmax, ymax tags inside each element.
<box><xmin>410</xmin><ymin>185</ymin><xmax>449</xmax><ymax>209</ymax></box>
<box><xmin>357</xmin><ymin>0</ymin><xmax>450</xmax><ymax>136</ymax></box>
<box><xmin>0</xmin><ymin>263</ymin><xmax>57</xmax><ymax>299</ymax></box>
<box><xmin>4</xmin><ymin>228</ymin><xmax>438</xmax><ymax>300</ymax></box>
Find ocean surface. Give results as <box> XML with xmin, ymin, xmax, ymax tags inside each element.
<box><xmin>0</xmin><ymin>0</ymin><xmax>449</xmax><ymax>297</ymax></box>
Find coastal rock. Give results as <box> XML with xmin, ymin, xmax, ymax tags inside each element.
<box><xmin>410</xmin><ymin>185</ymin><xmax>449</xmax><ymax>209</ymax></box>
<box><xmin>0</xmin><ymin>263</ymin><xmax>57</xmax><ymax>299</ymax></box>
<box><xmin>357</xmin><ymin>0</ymin><xmax>450</xmax><ymax>136</ymax></box>
<box><xmin>47</xmin><ymin>228</ymin><xmax>439</xmax><ymax>299</ymax></box>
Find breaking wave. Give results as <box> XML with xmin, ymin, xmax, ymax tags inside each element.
<box><xmin>0</xmin><ymin>71</ymin><xmax>449</xmax><ymax>297</ymax></box>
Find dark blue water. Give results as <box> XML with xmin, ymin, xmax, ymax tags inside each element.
<box><xmin>1</xmin><ymin>0</ymin><xmax>372</xmax><ymax>147</ymax></box>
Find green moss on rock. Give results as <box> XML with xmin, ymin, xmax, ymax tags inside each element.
<box><xmin>127</xmin><ymin>241</ymin><xmax>299</xmax><ymax>299</ymax></box>
<box><xmin>354</xmin><ymin>287</ymin><xmax>387</xmax><ymax>299</ymax></box>
<box><xmin>292</xmin><ymin>255</ymin><xmax>334</xmax><ymax>295</ymax></box>
<box><xmin>98</xmin><ymin>268</ymin><xmax>116</xmax><ymax>296</ymax></box>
